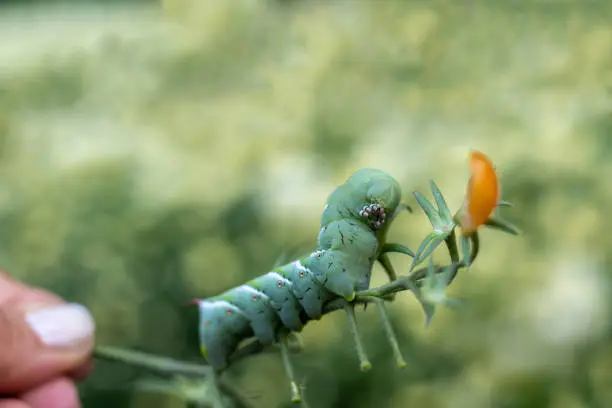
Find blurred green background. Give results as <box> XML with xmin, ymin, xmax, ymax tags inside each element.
<box><xmin>1</xmin><ymin>0</ymin><xmax>611</xmax><ymax>407</ymax></box>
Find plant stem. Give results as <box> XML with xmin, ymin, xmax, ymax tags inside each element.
<box><xmin>93</xmin><ymin>345</ymin><xmax>211</xmax><ymax>378</ymax></box>
<box><xmin>343</xmin><ymin>302</ymin><xmax>371</xmax><ymax>372</ymax></box>
<box><xmin>280</xmin><ymin>335</ymin><xmax>301</xmax><ymax>403</ymax></box>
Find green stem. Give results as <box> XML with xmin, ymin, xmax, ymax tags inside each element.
<box><xmin>444</xmin><ymin>230</ymin><xmax>459</xmax><ymax>264</ymax></box>
<box><xmin>343</xmin><ymin>302</ymin><xmax>371</xmax><ymax>372</ymax></box>
<box><xmin>377</xmin><ymin>252</ymin><xmax>398</xmax><ymax>282</ymax></box>
<box><xmin>444</xmin><ymin>230</ymin><xmax>462</xmax><ymax>284</ymax></box>
<box><xmin>280</xmin><ymin>333</ymin><xmax>302</xmax><ymax>403</ymax></box>
<box><xmin>93</xmin><ymin>345</ymin><xmax>211</xmax><ymax>378</ymax></box>
<box><xmin>207</xmin><ymin>370</ymin><xmax>226</xmax><ymax>408</ymax></box>
<box><xmin>363</xmin><ymin>295</ymin><xmax>406</xmax><ymax>368</ymax></box>
<box><xmin>93</xmin><ymin>346</ymin><xmax>258</xmax><ymax>408</ymax></box>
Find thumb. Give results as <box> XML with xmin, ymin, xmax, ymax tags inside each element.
<box><xmin>0</xmin><ymin>272</ymin><xmax>95</xmax><ymax>394</ymax></box>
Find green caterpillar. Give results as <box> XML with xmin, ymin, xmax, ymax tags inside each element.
<box><xmin>192</xmin><ymin>169</ymin><xmax>414</xmax><ymax>374</ymax></box>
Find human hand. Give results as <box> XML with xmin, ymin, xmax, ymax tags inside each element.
<box><xmin>0</xmin><ymin>271</ymin><xmax>95</xmax><ymax>408</ymax></box>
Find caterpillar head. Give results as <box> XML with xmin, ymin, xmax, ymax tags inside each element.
<box><xmin>323</xmin><ymin>168</ymin><xmax>403</xmax><ymax>231</ymax></box>
<box><xmin>358</xmin><ymin>202</ymin><xmax>387</xmax><ymax>229</ymax></box>
<box><xmin>359</xmin><ymin>172</ymin><xmax>402</xmax><ymax>230</ymax></box>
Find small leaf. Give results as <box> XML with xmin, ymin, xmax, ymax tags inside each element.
<box><xmin>403</xmin><ymin>273</ymin><xmax>435</xmax><ymax>326</ymax></box>
<box><xmin>470</xmin><ymin>232</ymin><xmax>480</xmax><ymax>264</ymax></box>
<box><xmin>420</xmin><ymin>260</ymin><xmax>445</xmax><ymax>325</ymax></box>
<box><xmin>440</xmin><ymin>297</ymin><xmax>465</xmax><ymax>309</ymax></box>
<box><xmin>380</xmin><ymin>243</ymin><xmax>415</xmax><ymax>258</ymax></box>
<box><xmin>484</xmin><ymin>215</ymin><xmax>520</xmax><ymax>235</ymax></box>
<box><xmin>413</xmin><ymin>191</ymin><xmax>441</xmax><ymax>226</ymax></box>
<box><xmin>398</xmin><ymin>202</ymin><xmax>414</xmax><ymax>214</ymax></box>
<box><xmin>419</xmin><ymin>260</ymin><xmax>463</xmax><ymax>325</ymax></box>
<box><xmin>418</xmin><ymin>236</ymin><xmax>444</xmax><ymax>266</ymax></box>
<box><xmin>420</xmin><ymin>259</ymin><xmax>443</xmax><ymax>327</ymax></box>
<box><xmin>411</xmin><ymin>223</ymin><xmax>455</xmax><ymax>271</ymax></box>
<box><xmin>430</xmin><ymin>180</ymin><xmax>452</xmax><ymax>221</ymax></box>
<box><xmin>410</xmin><ymin>232</ymin><xmax>436</xmax><ymax>271</ymax></box>
<box><xmin>438</xmin><ymin>263</ymin><xmax>456</xmax><ymax>286</ymax></box>
<box><xmin>460</xmin><ymin>234</ymin><xmax>471</xmax><ymax>269</ymax></box>
<box><xmin>497</xmin><ymin>200</ymin><xmax>513</xmax><ymax>207</ymax></box>
<box><xmin>426</xmin><ymin>255</ymin><xmax>437</xmax><ymax>281</ymax></box>
<box><xmin>422</xmin><ymin>302</ymin><xmax>436</xmax><ymax>327</ymax></box>
<box><xmin>388</xmin><ymin>202</ymin><xmax>413</xmax><ymax>223</ymax></box>
<box><xmin>423</xmin><ymin>257</ymin><xmax>448</xmax><ymax>294</ymax></box>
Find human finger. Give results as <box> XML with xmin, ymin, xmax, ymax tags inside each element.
<box><xmin>20</xmin><ymin>377</ymin><xmax>80</xmax><ymax>408</ymax></box>
<box><xmin>0</xmin><ymin>399</ymin><xmax>30</xmax><ymax>408</ymax></box>
<box><xmin>0</xmin><ymin>272</ymin><xmax>95</xmax><ymax>394</ymax></box>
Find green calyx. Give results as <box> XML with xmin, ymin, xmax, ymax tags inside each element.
<box><xmin>457</xmin><ymin>199</ymin><xmax>521</xmax><ymax>269</ymax></box>
<box><xmin>410</xmin><ymin>180</ymin><xmax>457</xmax><ymax>272</ymax></box>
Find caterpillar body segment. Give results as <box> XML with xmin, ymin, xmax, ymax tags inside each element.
<box><xmin>197</xmin><ymin>300</ymin><xmax>253</xmax><ymax>370</ymax></box>
<box><xmin>281</xmin><ymin>257</ymin><xmax>334</xmax><ymax>320</ymax></box>
<box><xmin>306</xmin><ymin>248</ymin><xmax>373</xmax><ymax>301</ymax></box>
<box><xmin>317</xmin><ymin>218</ymin><xmax>379</xmax><ymax>255</ymax></box>
<box><xmin>249</xmin><ymin>271</ymin><xmax>305</xmax><ymax>332</ymax></box>
<box><xmin>315</xmin><ymin>217</ymin><xmax>379</xmax><ymax>299</ymax></box>
<box><xmin>216</xmin><ymin>285</ymin><xmax>280</xmax><ymax>345</ymax></box>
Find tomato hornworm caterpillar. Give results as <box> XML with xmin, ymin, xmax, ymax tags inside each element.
<box><xmin>192</xmin><ymin>168</ymin><xmax>417</xmax><ymax>400</ymax></box>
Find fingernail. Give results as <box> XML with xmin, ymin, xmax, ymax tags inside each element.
<box><xmin>25</xmin><ymin>303</ymin><xmax>95</xmax><ymax>348</ymax></box>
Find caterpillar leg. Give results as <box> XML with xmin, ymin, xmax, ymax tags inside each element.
<box><xmin>371</xmin><ymin>297</ymin><xmax>406</xmax><ymax>368</ymax></box>
<box><xmin>279</xmin><ymin>332</ymin><xmax>302</xmax><ymax>403</ymax></box>
<box><xmin>343</xmin><ymin>302</ymin><xmax>371</xmax><ymax>372</ymax></box>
